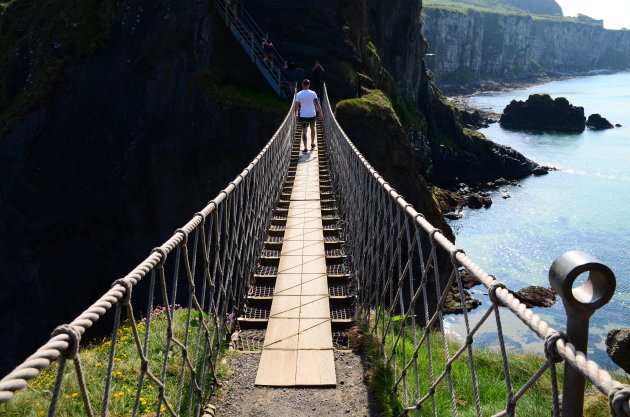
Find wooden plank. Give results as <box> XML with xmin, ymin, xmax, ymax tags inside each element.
<box><xmin>295</xmin><ymin>350</ymin><xmax>336</xmax><ymax>386</ymax></box>
<box><xmin>299</xmin><ymin>295</ymin><xmax>330</xmax><ymax>318</ymax></box>
<box><xmin>256</xmin><ymin>349</ymin><xmax>297</xmax><ymax>386</ymax></box>
<box><xmin>273</xmin><ymin>273</ymin><xmax>303</xmax><ymax>295</ymax></box>
<box><xmin>301</xmin><ymin>240</ymin><xmax>325</xmax><ymax>255</ymax></box>
<box><xmin>299</xmin><ymin>273</ymin><xmax>328</xmax><ymax>295</ymax></box>
<box><xmin>298</xmin><ymin>319</ymin><xmax>333</xmax><ymax>349</ymax></box>
<box><xmin>277</xmin><ymin>254</ymin><xmax>303</xmax><ymax>271</ymax></box>
<box><xmin>269</xmin><ymin>295</ymin><xmax>301</xmax><ymax>318</ymax></box>
<box><xmin>263</xmin><ymin>318</ymin><xmax>299</xmax><ymax>349</ymax></box>
<box><xmin>302</xmin><ymin>255</ymin><xmax>326</xmax><ymax>274</ymax></box>
<box><xmin>279</xmin><ymin>239</ymin><xmax>304</xmax><ymax>256</ymax></box>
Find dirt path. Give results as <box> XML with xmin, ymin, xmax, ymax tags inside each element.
<box><xmin>211</xmin><ymin>351</ymin><xmax>378</xmax><ymax>417</ymax></box>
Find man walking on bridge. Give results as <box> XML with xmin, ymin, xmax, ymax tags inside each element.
<box><xmin>294</xmin><ymin>78</ymin><xmax>323</xmax><ymax>153</ymax></box>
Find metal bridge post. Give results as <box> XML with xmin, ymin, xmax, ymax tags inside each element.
<box><xmin>549</xmin><ymin>251</ymin><xmax>616</xmax><ymax>417</ymax></box>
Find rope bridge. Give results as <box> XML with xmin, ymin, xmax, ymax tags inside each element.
<box><xmin>0</xmin><ymin>86</ymin><xmax>628</xmax><ymax>417</ymax></box>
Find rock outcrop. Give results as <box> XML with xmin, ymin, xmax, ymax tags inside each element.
<box><xmin>606</xmin><ymin>328</ymin><xmax>630</xmax><ymax>373</ymax></box>
<box><xmin>422</xmin><ymin>7</ymin><xmax>630</xmax><ymax>86</ymax></box>
<box><xmin>0</xmin><ymin>0</ymin><xmax>286</xmax><ymax>375</ymax></box>
<box><xmin>586</xmin><ymin>113</ymin><xmax>614</xmax><ymax>130</ymax></box>
<box><xmin>500</xmin><ymin>94</ymin><xmax>586</xmax><ymax>132</ymax></box>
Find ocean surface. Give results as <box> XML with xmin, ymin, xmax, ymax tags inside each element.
<box><xmin>445</xmin><ymin>72</ymin><xmax>630</xmax><ymax>371</ymax></box>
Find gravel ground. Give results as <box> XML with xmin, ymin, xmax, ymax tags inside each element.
<box><xmin>211</xmin><ymin>351</ymin><xmax>379</xmax><ymax>417</ymax></box>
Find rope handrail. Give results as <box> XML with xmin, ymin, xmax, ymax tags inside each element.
<box><xmin>320</xmin><ymin>83</ymin><xmax>630</xmax><ymax>416</ymax></box>
<box><xmin>0</xmin><ymin>99</ymin><xmax>296</xmax><ymax>414</ymax></box>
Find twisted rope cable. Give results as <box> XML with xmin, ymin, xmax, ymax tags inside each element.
<box><xmin>0</xmin><ymin>100</ymin><xmax>296</xmax><ymax>405</ymax></box>
<box><xmin>320</xmin><ymin>84</ymin><xmax>629</xmax><ymax>414</ymax></box>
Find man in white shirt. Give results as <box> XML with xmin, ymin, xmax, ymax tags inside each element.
<box><xmin>293</xmin><ymin>79</ymin><xmax>323</xmax><ymax>153</ymax></box>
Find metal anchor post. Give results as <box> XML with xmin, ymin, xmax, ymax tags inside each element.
<box><xmin>549</xmin><ymin>251</ymin><xmax>616</xmax><ymax>417</ymax></box>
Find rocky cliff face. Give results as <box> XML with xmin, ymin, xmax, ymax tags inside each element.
<box><xmin>423</xmin><ymin>7</ymin><xmax>630</xmax><ymax>85</ymax></box>
<box><xmin>0</xmin><ymin>0</ymin><xmax>285</xmax><ymax>374</ymax></box>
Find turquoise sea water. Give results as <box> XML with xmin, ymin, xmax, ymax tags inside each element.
<box><xmin>445</xmin><ymin>72</ymin><xmax>630</xmax><ymax>371</ymax></box>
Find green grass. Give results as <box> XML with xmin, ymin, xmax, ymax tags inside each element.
<box><xmin>0</xmin><ymin>307</ymin><xmax>227</xmax><ymax>417</ymax></box>
<box><xmin>195</xmin><ymin>66</ymin><xmax>289</xmax><ymax>115</ymax></box>
<box><xmin>357</xmin><ymin>313</ymin><xmax>620</xmax><ymax>417</ymax></box>
<box><xmin>423</xmin><ymin>1</ymin><xmax>603</xmax><ymax>26</ymax></box>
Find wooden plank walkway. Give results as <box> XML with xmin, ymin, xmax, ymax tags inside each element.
<box><xmin>255</xmin><ymin>126</ymin><xmax>336</xmax><ymax>386</ymax></box>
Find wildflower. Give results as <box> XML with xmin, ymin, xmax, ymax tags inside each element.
<box><xmin>95</xmin><ymin>362</ymin><xmax>101</xmax><ymax>367</ymax></box>
<box><xmin>72</xmin><ymin>392</ymin><xmax>79</xmax><ymax>398</ymax></box>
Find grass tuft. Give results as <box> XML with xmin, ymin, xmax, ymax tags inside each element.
<box><xmin>354</xmin><ymin>312</ymin><xmax>620</xmax><ymax>417</ymax></box>
<box><xmin>0</xmin><ymin>307</ymin><xmax>226</xmax><ymax>417</ymax></box>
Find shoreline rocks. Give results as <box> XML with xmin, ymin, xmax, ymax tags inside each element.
<box><xmin>444</xmin><ymin>269</ymin><xmax>557</xmax><ymax>315</ymax></box>
<box><xmin>586</xmin><ymin>113</ymin><xmax>614</xmax><ymax>130</ymax></box>
<box><xmin>499</xmin><ymin>94</ymin><xmax>586</xmax><ymax>133</ymax></box>
<box><xmin>606</xmin><ymin>328</ymin><xmax>630</xmax><ymax>373</ymax></box>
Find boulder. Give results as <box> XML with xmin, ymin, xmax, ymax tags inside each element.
<box><xmin>459</xmin><ymin>108</ymin><xmax>489</xmax><ymax>129</ymax></box>
<box><xmin>586</xmin><ymin>114</ymin><xmax>614</xmax><ymax>130</ymax></box>
<box><xmin>458</xmin><ymin>268</ymin><xmax>481</xmax><ymax>289</ymax></box>
<box><xmin>443</xmin><ymin>286</ymin><xmax>482</xmax><ymax>315</ymax></box>
<box><xmin>467</xmin><ymin>193</ymin><xmax>492</xmax><ymax>209</ymax></box>
<box><xmin>499</xmin><ymin>94</ymin><xmax>585</xmax><ymax>133</ymax></box>
<box><xmin>615</xmin><ymin>124</ymin><xmax>622</xmax><ymax>127</ymax></box>
<box><xmin>532</xmin><ymin>165</ymin><xmax>551</xmax><ymax>176</ymax></box>
<box><xmin>510</xmin><ymin>286</ymin><xmax>557</xmax><ymax>308</ymax></box>
<box><xmin>606</xmin><ymin>328</ymin><xmax>630</xmax><ymax>373</ymax></box>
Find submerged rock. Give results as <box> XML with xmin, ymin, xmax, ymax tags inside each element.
<box><xmin>606</xmin><ymin>328</ymin><xmax>630</xmax><ymax>373</ymax></box>
<box><xmin>499</xmin><ymin>94</ymin><xmax>585</xmax><ymax>133</ymax></box>
<box><xmin>586</xmin><ymin>113</ymin><xmax>614</xmax><ymax>130</ymax></box>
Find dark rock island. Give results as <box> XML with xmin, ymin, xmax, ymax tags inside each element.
<box><xmin>499</xmin><ymin>94</ymin><xmax>586</xmax><ymax>133</ymax></box>
<box><xmin>586</xmin><ymin>113</ymin><xmax>614</xmax><ymax>130</ymax></box>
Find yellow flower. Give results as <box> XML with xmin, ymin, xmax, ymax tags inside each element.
<box><xmin>72</xmin><ymin>392</ymin><xmax>79</xmax><ymax>398</ymax></box>
<box><xmin>95</xmin><ymin>362</ymin><xmax>101</xmax><ymax>367</ymax></box>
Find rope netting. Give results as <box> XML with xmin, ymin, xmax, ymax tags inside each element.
<box><xmin>0</xmin><ymin>104</ymin><xmax>295</xmax><ymax>415</ymax></box>
<box><xmin>321</xmin><ymin>85</ymin><xmax>630</xmax><ymax>417</ymax></box>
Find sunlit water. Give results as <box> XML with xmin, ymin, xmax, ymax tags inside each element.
<box><xmin>445</xmin><ymin>72</ymin><xmax>630</xmax><ymax>371</ymax></box>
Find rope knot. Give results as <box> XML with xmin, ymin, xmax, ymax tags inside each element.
<box><xmin>488</xmin><ymin>280</ymin><xmax>507</xmax><ymax>306</ymax></box>
<box><xmin>544</xmin><ymin>331</ymin><xmax>568</xmax><ymax>363</ymax></box>
<box><xmin>193</xmin><ymin>212</ymin><xmax>206</xmax><ymax>223</ymax></box>
<box><xmin>51</xmin><ymin>324</ymin><xmax>81</xmax><ymax>359</ymax></box>
<box><xmin>609</xmin><ymin>385</ymin><xmax>630</xmax><ymax>417</ymax></box>
<box><xmin>174</xmin><ymin>228</ymin><xmax>188</xmax><ymax>245</ymax></box>
<box><xmin>151</xmin><ymin>247</ymin><xmax>167</xmax><ymax>268</ymax></box>
<box><xmin>450</xmin><ymin>248</ymin><xmax>465</xmax><ymax>266</ymax></box>
<box><xmin>429</xmin><ymin>228</ymin><xmax>443</xmax><ymax>243</ymax></box>
<box><xmin>112</xmin><ymin>278</ymin><xmax>133</xmax><ymax>304</ymax></box>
